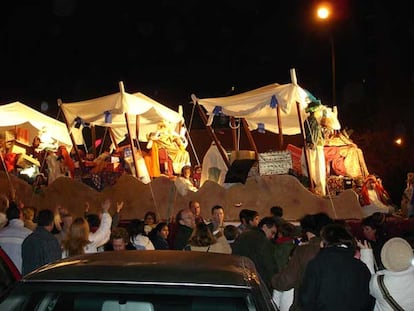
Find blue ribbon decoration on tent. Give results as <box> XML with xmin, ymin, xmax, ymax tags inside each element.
<box><xmin>212</xmin><ymin>106</ymin><xmax>223</xmax><ymax>115</ymax></box>
<box><xmin>74</xmin><ymin>116</ymin><xmax>90</xmax><ymax>128</ymax></box>
<box><xmin>270</xmin><ymin>95</ymin><xmax>278</xmax><ymax>109</ymax></box>
<box><xmin>74</xmin><ymin>116</ymin><xmax>83</xmax><ymax>129</ymax></box>
<box><xmin>104</xmin><ymin>110</ymin><xmax>112</xmax><ymax>124</ymax></box>
<box><xmin>257</xmin><ymin>122</ymin><xmax>265</xmax><ymax>134</ymax></box>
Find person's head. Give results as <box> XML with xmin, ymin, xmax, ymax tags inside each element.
<box><xmin>194</xmin><ymin>165</ymin><xmax>202</xmax><ymax>175</ymax></box>
<box><xmin>0</xmin><ymin>195</ymin><xmax>9</xmax><ymax>214</ymax></box>
<box><xmin>258</xmin><ymin>217</ymin><xmax>277</xmax><ymax>240</ymax></box>
<box><xmin>245</xmin><ymin>210</ymin><xmax>260</xmax><ymax>228</ymax></box>
<box><xmin>364</xmin><ymin>175</ymin><xmax>377</xmax><ymax>190</ymax></box>
<box><xmin>153</xmin><ymin>222</ymin><xmax>169</xmax><ymax>240</ymax></box>
<box><xmin>238</xmin><ymin>209</ymin><xmax>249</xmax><ymax>224</ymax></box>
<box><xmin>188</xmin><ymin>222</ymin><xmax>216</xmax><ymax>247</ymax></box>
<box><xmin>224</xmin><ymin>225</ymin><xmax>239</xmax><ymax>242</ymax></box>
<box><xmin>381</xmin><ymin>237</ymin><xmax>414</xmax><ymax>272</ymax></box>
<box><xmin>37</xmin><ymin>209</ymin><xmax>55</xmax><ymax>230</ymax></box>
<box><xmin>361</xmin><ymin>212</ymin><xmax>386</xmax><ymax>241</ymax></box>
<box><xmin>62</xmin><ymin>217</ymin><xmax>90</xmax><ymax>256</ymax></box>
<box><xmin>211</xmin><ymin>205</ymin><xmax>224</xmax><ymax>227</ymax></box>
<box><xmin>189</xmin><ymin>201</ymin><xmax>201</xmax><ymax>217</ymax></box>
<box><xmin>22</xmin><ymin>206</ymin><xmax>35</xmax><ymax>221</ymax></box>
<box><xmin>127</xmin><ymin>219</ymin><xmax>146</xmax><ymax>238</ymax></box>
<box><xmin>86</xmin><ymin>214</ymin><xmax>100</xmax><ymax>230</ymax></box>
<box><xmin>32</xmin><ymin>136</ymin><xmax>41</xmax><ymax>148</ymax></box>
<box><xmin>270</xmin><ymin>206</ymin><xmax>283</xmax><ymax>218</ymax></box>
<box><xmin>176</xmin><ymin>208</ymin><xmax>195</xmax><ymax>228</ymax></box>
<box><xmin>144</xmin><ymin>211</ymin><xmax>157</xmax><ymax>225</ymax></box>
<box><xmin>110</xmin><ymin>227</ymin><xmax>130</xmax><ymax>251</ymax></box>
<box><xmin>61</xmin><ymin>213</ymin><xmax>73</xmax><ymax>231</ymax></box>
<box><xmin>277</xmin><ymin>222</ymin><xmax>297</xmax><ymax>239</ymax></box>
<box><xmin>6</xmin><ymin>204</ymin><xmax>21</xmax><ymax>221</ymax></box>
<box><xmin>320</xmin><ymin>223</ymin><xmax>356</xmax><ymax>251</ymax></box>
<box><xmin>181</xmin><ymin>165</ymin><xmax>192</xmax><ymax>178</ymax></box>
<box><xmin>69</xmin><ymin>217</ymin><xmax>90</xmax><ymax>241</ymax></box>
<box><xmin>300</xmin><ymin>212</ymin><xmax>333</xmax><ymax>238</ymax></box>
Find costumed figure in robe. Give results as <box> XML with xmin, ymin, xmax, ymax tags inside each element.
<box><xmin>401</xmin><ymin>172</ymin><xmax>414</xmax><ymax>218</ymax></box>
<box><xmin>360</xmin><ymin>174</ymin><xmax>395</xmax><ymax>217</ymax></box>
<box><xmin>321</xmin><ymin>107</ymin><xmax>369</xmax><ymax>179</ymax></box>
<box><xmin>302</xmin><ymin>101</ymin><xmax>326</xmax><ymax>196</ymax></box>
<box><xmin>145</xmin><ymin>121</ymin><xmax>190</xmax><ymax>177</ymax></box>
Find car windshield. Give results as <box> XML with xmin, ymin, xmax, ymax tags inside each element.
<box><xmin>0</xmin><ymin>282</ymin><xmax>265</xmax><ymax>311</ymax></box>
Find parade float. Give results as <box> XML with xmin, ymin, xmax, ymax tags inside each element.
<box><xmin>0</xmin><ymin>74</ymin><xmax>379</xmax><ymax>222</ymax></box>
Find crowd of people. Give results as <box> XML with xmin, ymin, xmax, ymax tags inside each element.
<box><xmin>0</xmin><ymin>190</ymin><xmax>413</xmax><ymax>311</ymax></box>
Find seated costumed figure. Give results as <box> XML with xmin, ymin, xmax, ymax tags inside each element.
<box><xmin>145</xmin><ymin>121</ymin><xmax>190</xmax><ymax>177</ymax></box>
<box><xmin>360</xmin><ymin>174</ymin><xmax>394</xmax><ymax>217</ymax></box>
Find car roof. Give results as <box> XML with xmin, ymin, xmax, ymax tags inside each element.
<box><xmin>23</xmin><ymin>251</ymin><xmax>260</xmax><ymax>289</ymax></box>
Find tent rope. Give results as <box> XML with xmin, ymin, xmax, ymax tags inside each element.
<box><xmin>188</xmin><ymin>101</ymin><xmax>196</xmax><ymax>134</ymax></box>
<box><xmin>166</xmin><ymin>183</ymin><xmax>176</xmax><ymax>225</ymax></box>
<box><xmin>325</xmin><ymin>181</ymin><xmax>338</xmax><ymax>219</ymax></box>
<box><xmin>183</xmin><ymin>124</ymin><xmax>200</xmax><ymax>166</ymax></box>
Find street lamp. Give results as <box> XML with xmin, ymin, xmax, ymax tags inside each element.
<box><xmin>316</xmin><ymin>3</ymin><xmax>336</xmax><ymax>106</ymax></box>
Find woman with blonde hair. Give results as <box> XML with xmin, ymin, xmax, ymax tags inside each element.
<box><xmin>62</xmin><ymin>217</ymin><xmax>90</xmax><ymax>257</ymax></box>
<box><xmin>62</xmin><ymin>199</ymin><xmax>112</xmax><ymax>258</ymax></box>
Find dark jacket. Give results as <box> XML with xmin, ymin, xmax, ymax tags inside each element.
<box><xmin>172</xmin><ymin>224</ymin><xmax>193</xmax><ymax>250</ymax></box>
<box><xmin>22</xmin><ymin>226</ymin><xmax>61</xmax><ymax>275</ymax></box>
<box><xmin>151</xmin><ymin>235</ymin><xmax>169</xmax><ymax>250</ymax></box>
<box><xmin>299</xmin><ymin>246</ymin><xmax>372</xmax><ymax>311</ymax></box>
<box><xmin>271</xmin><ymin>236</ymin><xmax>321</xmax><ymax>311</ymax></box>
<box><xmin>232</xmin><ymin>227</ymin><xmax>277</xmax><ymax>288</ymax></box>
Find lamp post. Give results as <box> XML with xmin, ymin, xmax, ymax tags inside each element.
<box><xmin>316</xmin><ymin>3</ymin><xmax>336</xmax><ymax>106</ymax></box>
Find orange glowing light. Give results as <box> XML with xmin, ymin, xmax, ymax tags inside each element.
<box><xmin>316</xmin><ymin>3</ymin><xmax>333</xmax><ymax>21</ymax></box>
<box><xmin>395</xmin><ymin>138</ymin><xmax>403</xmax><ymax>145</ymax></box>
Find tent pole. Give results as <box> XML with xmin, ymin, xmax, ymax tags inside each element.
<box><xmin>196</xmin><ymin>103</ymin><xmax>230</xmax><ymax>168</ymax></box>
<box><xmin>57</xmin><ymin>99</ymin><xmax>85</xmax><ymax>172</ymax></box>
<box><xmin>296</xmin><ymin>101</ymin><xmax>314</xmax><ymax>192</ymax></box>
<box><xmin>108</xmin><ymin>128</ymin><xmax>118</xmax><ymax>150</ymax></box>
<box><xmin>91</xmin><ymin>125</ymin><xmax>96</xmax><ymax>158</ymax></box>
<box><xmin>241</xmin><ymin>118</ymin><xmax>259</xmax><ymax>160</ymax></box>
<box><xmin>230</xmin><ymin>117</ymin><xmax>238</xmax><ymax>151</ymax></box>
<box><xmin>135</xmin><ymin>115</ymin><xmax>140</xmax><ymax>144</ymax></box>
<box><xmin>124</xmin><ymin>113</ymin><xmax>140</xmax><ymax>178</ymax></box>
<box><xmin>276</xmin><ymin>105</ymin><xmax>284</xmax><ymax>150</ymax></box>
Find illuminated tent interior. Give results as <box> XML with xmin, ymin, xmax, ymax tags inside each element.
<box><xmin>59</xmin><ymin>82</ymin><xmax>184</xmax><ymax>146</ymax></box>
<box><xmin>0</xmin><ymin>101</ymin><xmax>72</xmax><ymax>150</ymax></box>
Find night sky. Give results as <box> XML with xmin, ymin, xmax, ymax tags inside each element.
<box><xmin>1</xmin><ymin>1</ymin><xmax>414</xmax><ymax>200</ymax></box>
<box><xmin>3</xmin><ymin>1</ymin><xmax>412</xmax><ymax>121</ymax></box>
<box><xmin>2</xmin><ymin>0</ymin><xmax>333</xmax><ymax>111</ymax></box>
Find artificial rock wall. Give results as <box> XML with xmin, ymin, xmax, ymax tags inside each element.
<box><xmin>0</xmin><ymin>171</ymin><xmax>363</xmax><ymax>221</ymax></box>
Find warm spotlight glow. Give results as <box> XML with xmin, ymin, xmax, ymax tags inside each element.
<box><xmin>316</xmin><ymin>3</ymin><xmax>333</xmax><ymax>21</ymax></box>
<box><xmin>395</xmin><ymin>137</ymin><xmax>403</xmax><ymax>145</ymax></box>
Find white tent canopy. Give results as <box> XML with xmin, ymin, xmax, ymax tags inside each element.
<box><xmin>0</xmin><ymin>101</ymin><xmax>73</xmax><ymax>150</ymax></box>
<box><xmin>60</xmin><ymin>86</ymin><xmax>184</xmax><ymax>145</ymax></box>
<box><xmin>192</xmin><ymin>83</ymin><xmax>314</xmax><ymax>135</ymax></box>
